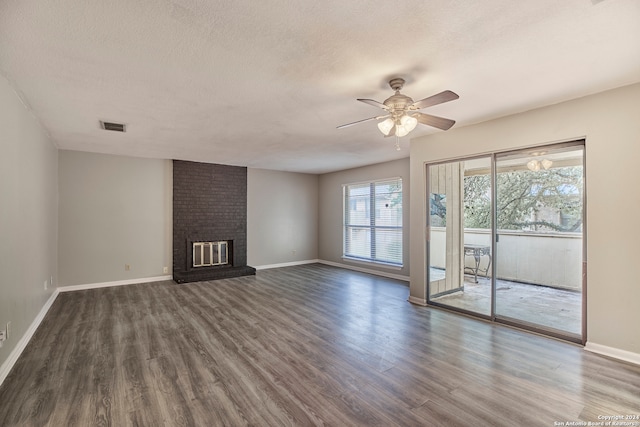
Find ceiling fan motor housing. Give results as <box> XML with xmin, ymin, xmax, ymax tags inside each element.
<box><xmin>384</xmin><ymin>93</ymin><xmax>415</xmax><ymax>120</ymax></box>
<box><xmin>388</xmin><ymin>78</ymin><xmax>406</xmax><ymax>91</ymax></box>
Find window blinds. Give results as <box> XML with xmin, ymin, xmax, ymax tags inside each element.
<box><xmin>343</xmin><ymin>178</ymin><xmax>403</xmax><ymax>266</ymax></box>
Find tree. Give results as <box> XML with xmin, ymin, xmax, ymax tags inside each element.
<box><xmin>463</xmin><ymin>166</ymin><xmax>583</xmax><ymax>232</ymax></box>
<box><xmin>430</xmin><ymin>193</ymin><xmax>447</xmax><ymax>226</ymax></box>
<box><xmin>464</xmin><ymin>174</ymin><xmax>491</xmax><ymax>229</ymax></box>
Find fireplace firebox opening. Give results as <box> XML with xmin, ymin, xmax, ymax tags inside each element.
<box><xmin>193</xmin><ymin>241</ymin><xmax>229</xmax><ymax>267</ymax></box>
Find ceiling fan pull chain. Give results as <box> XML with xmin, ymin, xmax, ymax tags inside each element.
<box><xmin>395</xmin><ymin>135</ymin><xmax>401</xmax><ymax>151</ymax></box>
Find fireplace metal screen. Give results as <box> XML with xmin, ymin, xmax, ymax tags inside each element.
<box><xmin>193</xmin><ymin>241</ymin><xmax>228</xmax><ymax>267</ymax></box>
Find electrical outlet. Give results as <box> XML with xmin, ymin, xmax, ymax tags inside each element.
<box><xmin>44</xmin><ymin>279</ymin><xmax>48</xmax><ymax>290</ymax></box>
<box><xmin>125</xmin><ymin>264</ymin><xmax>130</xmax><ymax>271</ymax></box>
<box><xmin>6</xmin><ymin>322</ymin><xmax>11</xmax><ymax>339</ymax></box>
<box><xmin>163</xmin><ymin>266</ymin><xmax>169</xmax><ymax>274</ymax></box>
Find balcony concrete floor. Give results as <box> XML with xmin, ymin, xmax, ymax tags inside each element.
<box><xmin>431</xmin><ymin>274</ymin><xmax>582</xmax><ymax>336</ymax></box>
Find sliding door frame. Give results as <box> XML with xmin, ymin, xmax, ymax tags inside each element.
<box><xmin>425</xmin><ymin>154</ymin><xmax>494</xmax><ymax>321</ymax></box>
<box><xmin>425</xmin><ymin>140</ymin><xmax>587</xmax><ymax>344</ymax></box>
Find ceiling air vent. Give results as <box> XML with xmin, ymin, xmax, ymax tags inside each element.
<box><xmin>100</xmin><ymin>121</ymin><xmax>126</xmax><ymax>132</ymax></box>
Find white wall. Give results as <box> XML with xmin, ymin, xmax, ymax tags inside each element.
<box><xmin>0</xmin><ymin>74</ymin><xmax>58</xmax><ymax>368</ymax></box>
<box><xmin>410</xmin><ymin>82</ymin><xmax>640</xmax><ymax>355</ymax></box>
<box><xmin>58</xmin><ymin>151</ymin><xmax>172</xmax><ymax>286</ymax></box>
<box><xmin>247</xmin><ymin>168</ymin><xmax>318</xmax><ymax>267</ymax></box>
<box><xmin>319</xmin><ymin>158</ymin><xmax>410</xmax><ymax>279</ymax></box>
<box><xmin>431</xmin><ymin>228</ymin><xmax>582</xmax><ymax>289</ymax></box>
<box><xmin>58</xmin><ymin>157</ymin><xmax>320</xmax><ymax>283</ymax></box>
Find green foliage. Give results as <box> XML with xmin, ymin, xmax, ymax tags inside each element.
<box><xmin>463</xmin><ymin>174</ymin><xmax>491</xmax><ymax>229</ymax></box>
<box><xmin>464</xmin><ymin>167</ymin><xmax>583</xmax><ymax>232</ymax></box>
<box><xmin>387</xmin><ymin>181</ymin><xmax>403</xmax><ymax>208</ymax></box>
<box><xmin>429</xmin><ymin>193</ymin><xmax>447</xmax><ymax>226</ymax></box>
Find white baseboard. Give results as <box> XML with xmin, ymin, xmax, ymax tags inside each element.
<box><xmin>57</xmin><ymin>275</ymin><xmax>173</xmax><ymax>292</ymax></box>
<box><xmin>408</xmin><ymin>295</ymin><xmax>428</xmax><ymax>306</ymax></box>
<box><xmin>0</xmin><ymin>289</ymin><xmax>60</xmax><ymax>387</ymax></box>
<box><xmin>584</xmin><ymin>342</ymin><xmax>640</xmax><ymax>366</ymax></box>
<box><xmin>254</xmin><ymin>259</ymin><xmax>320</xmax><ymax>270</ymax></box>
<box><xmin>318</xmin><ymin>259</ymin><xmax>409</xmax><ymax>282</ymax></box>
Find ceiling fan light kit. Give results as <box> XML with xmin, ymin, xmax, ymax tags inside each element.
<box><xmin>338</xmin><ymin>78</ymin><xmax>459</xmax><ymax>149</ymax></box>
<box><xmin>527</xmin><ymin>159</ymin><xmax>542</xmax><ymax>171</ymax></box>
<box><xmin>526</xmin><ymin>158</ymin><xmax>553</xmax><ymax>171</ymax></box>
<box><xmin>396</xmin><ymin>114</ymin><xmax>418</xmax><ymax>137</ymax></box>
<box><xmin>377</xmin><ymin>117</ymin><xmax>395</xmax><ymax>136</ymax></box>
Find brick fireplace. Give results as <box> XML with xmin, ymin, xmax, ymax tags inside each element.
<box><xmin>173</xmin><ymin>160</ymin><xmax>256</xmax><ymax>283</ymax></box>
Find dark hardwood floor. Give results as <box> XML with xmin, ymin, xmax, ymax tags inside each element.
<box><xmin>1</xmin><ymin>263</ymin><xmax>638</xmax><ymax>426</ymax></box>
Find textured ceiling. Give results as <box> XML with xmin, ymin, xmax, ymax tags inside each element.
<box><xmin>1</xmin><ymin>0</ymin><xmax>639</xmax><ymax>173</ymax></box>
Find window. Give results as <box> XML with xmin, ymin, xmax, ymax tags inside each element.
<box><xmin>343</xmin><ymin>178</ymin><xmax>403</xmax><ymax>266</ymax></box>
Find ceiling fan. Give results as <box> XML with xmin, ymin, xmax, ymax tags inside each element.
<box><xmin>337</xmin><ymin>78</ymin><xmax>459</xmax><ymax>149</ymax></box>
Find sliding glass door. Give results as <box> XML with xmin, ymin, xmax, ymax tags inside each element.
<box><xmin>427</xmin><ymin>157</ymin><xmax>492</xmax><ymax>317</ymax></box>
<box><xmin>494</xmin><ymin>144</ymin><xmax>584</xmax><ymax>337</ymax></box>
<box><xmin>426</xmin><ymin>141</ymin><xmax>585</xmax><ymax>342</ymax></box>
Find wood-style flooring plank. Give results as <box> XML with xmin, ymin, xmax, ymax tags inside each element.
<box><xmin>0</xmin><ymin>263</ymin><xmax>639</xmax><ymax>426</ymax></box>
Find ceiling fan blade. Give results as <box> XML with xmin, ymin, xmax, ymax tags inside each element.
<box><xmin>410</xmin><ymin>90</ymin><xmax>459</xmax><ymax>110</ymax></box>
<box><xmin>336</xmin><ymin>114</ymin><xmax>390</xmax><ymax>129</ymax></box>
<box><xmin>357</xmin><ymin>98</ymin><xmax>389</xmax><ymax>110</ymax></box>
<box><xmin>414</xmin><ymin>112</ymin><xmax>456</xmax><ymax>130</ymax></box>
